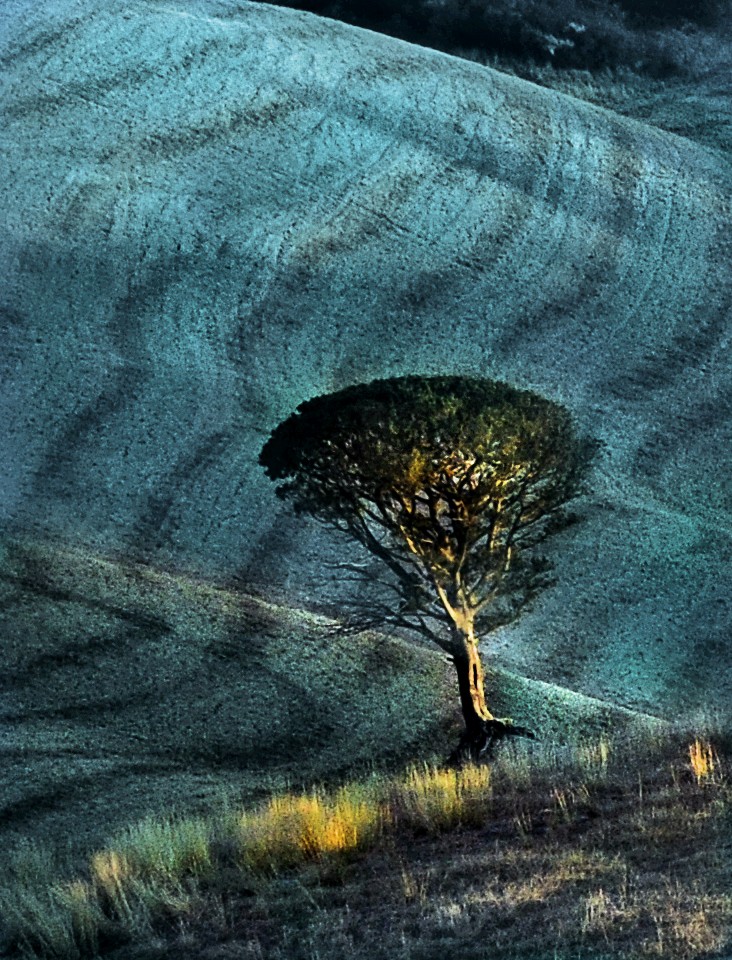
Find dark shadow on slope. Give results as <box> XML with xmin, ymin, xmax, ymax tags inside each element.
<box><xmin>0</xmin><ymin>759</ymin><xmax>187</xmax><ymax>831</ymax></box>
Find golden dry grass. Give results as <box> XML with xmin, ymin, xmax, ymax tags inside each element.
<box><xmin>1</xmin><ymin>731</ymin><xmax>730</xmax><ymax>960</ymax></box>
<box><xmin>236</xmin><ymin>784</ymin><xmax>383</xmax><ymax>871</ymax></box>
<box><xmin>688</xmin><ymin>738</ymin><xmax>719</xmax><ymax>785</ymax></box>
<box><xmin>393</xmin><ymin>763</ymin><xmax>492</xmax><ymax>833</ymax></box>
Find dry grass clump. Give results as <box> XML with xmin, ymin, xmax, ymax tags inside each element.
<box><xmin>0</xmin><ymin>844</ymin><xmax>105</xmax><ymax>960</ymax></box>
<box><xmin>391</xmin><ymin>763</ymin><xmax>492</xmax><ymax>833</ymax></box>
<box><xmin>0</xmin><ymin>819</ymin><xmax>215</xmax><ymax>959</ymax></box>
<box><xmin>236</xmin><ymin>783</ymin><xmax>384</xmax><ymax>871</ymax></box>
<box><xmin>577</xmin><ymin>735</ymin><xmax>612</xmax><ymax>778</ymax></box>
<box><xmin>111</xmin><ymin>816</ymin><xmax>212</xmax><ymax>882</ymax></box>
<box><xmin>0</xmin><ymin>883</ymin><xmax>83</xmax><ymax>960</ymax></box>
<box><xmin>688</xmin><ymin>738</ymin><xmax>719</xmax><ymax>785</ymax></box>
<box><xmin>1</xmin><ymin>730</ymin><xmax>729</xmax><ymax>960</ymax></box>
<box><xmin>86</xmin><ymin>816</ymin><xmax>214</xmax><ymax>931</ymax></box>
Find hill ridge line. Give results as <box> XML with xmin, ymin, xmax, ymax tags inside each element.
<box><xmin>2</xmin><ymin>535</ymin><xmax>670</xmax><ymax>730</ymax></box>
<box><xmin>139</xmin><ymin>0</ymin><xmax>731</xmax><ymax>169</ymax></box>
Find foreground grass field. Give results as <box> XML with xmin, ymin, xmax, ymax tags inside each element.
<box><xmin>1</xmin><ymin>729</ymin><xmax>729</xmax><ymax>959</ymax></box>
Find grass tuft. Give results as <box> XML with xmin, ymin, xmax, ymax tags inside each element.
<box><xmin>109</xmin><ymin>816</ymin><xmax>212</xmax><ymax>882</ymax></box>
<box><xmin>577</xmin><ymin>736</ymin><xmax>612</xmax><ymax>779</ymax></box>
<box><xmin>236</xmin><ymin>783</ymin><xmax>383</xmax><ymax>872</ymax></box>
<box><xmin>393</xmin><ymin>763</ymin><xmax>492</xmax><ymax>833</ymax></box>
<box><xmin>52</xmin><ymin>883</ymin><xmax>103</xmax><ymax>958</ymax></box>
<box><xmin>0</xmin><ymin>884</ymin><xmax>81</xmax><ymax>960</ymax></box>
<box><xmin>688</xmin><ymin>738</ymin><xmax>719</xmax><ymax>785</ymax></box>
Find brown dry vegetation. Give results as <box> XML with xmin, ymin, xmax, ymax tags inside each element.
<box><xmin>2</xmin><ymin>729</ymin><xmax>729</xmax><ymax>960</ymax></box>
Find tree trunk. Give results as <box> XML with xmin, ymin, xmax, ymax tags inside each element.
<box><xmin>450</xmin><ymin>624</ymin><xmax>494</xmax><ymax>763</ymax></box>
<box><xmin>453</xmin><ymin>630</ymin><xmax>494</xmax><ymax>735</ymax></box>
<box><xmin>448</xmin><ymin>623</ymin><xmax>536</xmax><ymax>765</ymax></box>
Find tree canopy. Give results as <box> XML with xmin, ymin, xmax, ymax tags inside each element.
<box><xmin>260</xmin><ymin>375</ymin><xmax>595</xmax><ymax>759</ymax></box>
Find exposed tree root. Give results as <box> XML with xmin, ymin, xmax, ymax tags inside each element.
<box><xmin>448</xmin><ymin>717</ymin><xmax>536</xmax><ymax>766</ymax></box>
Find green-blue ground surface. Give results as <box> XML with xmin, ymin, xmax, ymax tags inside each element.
<box><xmin>0</xmin><ymin>5</ymin><xmax>730</xmax><ymax>954</ymax></box>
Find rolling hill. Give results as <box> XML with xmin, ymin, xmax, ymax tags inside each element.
<box><xmin>0</xmin><ymin>537</ymin><xmax>666</xmax><ymax>860</ymax></box>
<box><xmin>1</xmin><ymin>0</ymin><xmax>730</xmax><ymax>773</ymax></box>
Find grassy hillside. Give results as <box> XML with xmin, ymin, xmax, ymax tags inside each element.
<box><xmin>0</xmin><ymin>537</ymin><xmax>665</xmax><ymax>863</ymax></box>
<box><xmin>253</xmin><ymin>0</ymin><xmax>732</xmax><ymax>154</ymax></box>
<box><xmin>2</xmin><ymin>730</ymin><xmax>729</xmax><ymax>959</ymax></box>
<box><xmin>490</xmin><ymin>62</ymin><xmax>732</xmax><ymax>158</ymax></box>
<box><xmin>2</xmin><ymin>0</ymin><xmax>731</xmax><ymax>726</ymax></box>
<box><xmin>1</xmin><ymin>5</ymin><xmax>729</xmax><ymax>955</ymax></box>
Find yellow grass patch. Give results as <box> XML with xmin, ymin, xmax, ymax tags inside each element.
<box><xmin>237</xmin><ymin>783</ymin><xmax>383</xmax><ymax>871</ymax></box>
<box><xmin>395</xmin><ymin>763</ymin><xmax>492</xmax><ymax>832</ymax></box>
<box><xmin>688</xmin><ymin>739</ymin><xmax>719</xmax><ymax>785</ymax></box>
<box><xmin>89</xmin><ymin>851</ymin><xmax>133</xmax><ymax>897</ymax></box>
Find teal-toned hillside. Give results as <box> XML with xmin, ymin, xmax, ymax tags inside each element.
<box><xmin>1</xmin><ymin>0</ymin><xmax>730</xmax><ymax>726</ymax></box>
<box><xmin>0</xmin><ymin>538</ymin><xmax>665</xmax><ymax>858</ymax></box>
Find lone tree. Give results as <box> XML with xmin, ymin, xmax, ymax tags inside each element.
<box><xmin>259</xmin><ymin>376</ymin><xmax>595</xmax><ymax>761</ymax></box>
